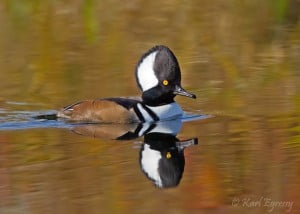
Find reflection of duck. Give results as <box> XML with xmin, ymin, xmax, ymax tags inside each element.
<box><xmin>72</xmin><ymin>119</ymin><xmax>183</xmax><ymax>140</ymax></box>
<box><xmin>36</xmin><ymin>45</ymin><xmax>196</xmax><ymax>123</ymax></box>
<box><xmin>71</xmin><ymin>119</ymin><xmax>198</xmax><ymax>189</ymax></box>
<box><xmin>140</xmin><ymin>133</ymin><xmax>197</xmax><ymax>188</ymax></box>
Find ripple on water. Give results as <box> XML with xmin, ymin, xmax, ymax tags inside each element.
<box><xmin>0</xmin><ymin>108</ymin><xmax>69</xmax><ymax>130</ymax></box>
<box><xmin>0</xmin><ymin>100</ymin><xmax>210</xmax><ymax>130</ymax></box>
<box><xmin>0</xmin><ymin>107</ymin><xmax>209</xmax><ymax>131</ymax></box>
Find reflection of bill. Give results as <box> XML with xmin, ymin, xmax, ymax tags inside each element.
<box><xmin>140</xmin><ymin>132</ymin><xmax>197</xmax><ymax>188</ymax></box>
<box><xmin>71</xmin><ymin>119</ymin><xmax>198</xmax><ymax>189</ymax></box>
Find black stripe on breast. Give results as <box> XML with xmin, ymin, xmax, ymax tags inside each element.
<box><xmin>133</xmin><ymin>105</ymin><xmax>145</xmax><ymax>122</ymax></box>
<box><xmin>141</xmin><ymin>104</ymin><xmax>159</xmax><ymax>121</ymax></box>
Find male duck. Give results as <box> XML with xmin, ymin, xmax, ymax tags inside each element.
<box><xmin>57</xmin><ymin>45</ymin><xmax>196</xmax><ymax>123</ymax></box>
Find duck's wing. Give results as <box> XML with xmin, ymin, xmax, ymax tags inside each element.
<box><xmin>57</xmin><ymin>98</ymin><xmax>141</xmax><ymax>123</ymax></box>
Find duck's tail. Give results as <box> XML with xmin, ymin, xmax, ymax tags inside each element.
<box><xmin>33</xmin><ymin>113</ymin><xmax>58</xmax><ymax>120</ymax></box>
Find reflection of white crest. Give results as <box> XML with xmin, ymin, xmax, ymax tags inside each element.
<box><xmin>136</xmin><ymin>51</ymin><xmax>159</xmax><ymax>92</ymax></box>
<box><xmin>141</xmin><ymin>144</ymin><xmax>162</xmax><ymax>187</ymax></box>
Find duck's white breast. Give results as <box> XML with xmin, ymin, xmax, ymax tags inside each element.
<box><xmin>147</xmin><ymin>102</ymin><xmax>183</xmax><ymax>121</ymax></box>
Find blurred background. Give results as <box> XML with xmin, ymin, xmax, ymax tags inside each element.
<box><xmin>0</xmin><ymin>0</ymin><xmax>299</xmax><ymax>213</ymax></box>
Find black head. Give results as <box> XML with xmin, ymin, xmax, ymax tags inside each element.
<box><xmin>135</xmin><ymin>45</ymin><xmax>196</xmax><ymax>106</ymax></box>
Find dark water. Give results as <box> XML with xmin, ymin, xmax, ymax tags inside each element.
<box><xmin>1</xmin><ymin>1</ymin><xmax>300</xmax><ymax>213</ymax></box>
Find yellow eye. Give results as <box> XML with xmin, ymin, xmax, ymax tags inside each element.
<box><xmin>166</xmin><ymin>152</ymin><xmax>171</xmax><ymax>159</ymax></box>
<box><xmin>163</xmin><ymin>80</ymin><xmax>169</xmax><ymax>86</ymax></box>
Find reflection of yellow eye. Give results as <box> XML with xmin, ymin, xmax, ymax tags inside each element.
<box><xmin>166</xmin><ymin>152</ymin><xmax>171</xmax><ymax>159</ymax></box>
<box><xmin>163</xmin><ymin>80</ymin><xmax>168</xmax><ymax>86</ymax></box>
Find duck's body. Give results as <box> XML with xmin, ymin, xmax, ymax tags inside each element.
<box><xmin>56</xmin><ymin>45</ymin><xmax>196</xmax><ymax>123</ymax></box>
<box><xmin>57</xmin><ymin>97</ymin><xmax>183</xmax><ymax>123</ymax></box>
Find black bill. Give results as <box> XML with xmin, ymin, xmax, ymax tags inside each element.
<box><xmin>173</xmin><ymin>85</ymin><xmax>196</xmax><ymax>99</ymax></box>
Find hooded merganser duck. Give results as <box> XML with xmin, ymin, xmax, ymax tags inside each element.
<box><xmin>56</xmin><ymin>45</ymin><xmax>196</xmax><ymax>123</ymax></box>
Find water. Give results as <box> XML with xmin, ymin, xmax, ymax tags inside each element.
<box><xmin>1</xmin><ymin>1</ymin><xmax>300</xmax><ymax>213</ymax></box>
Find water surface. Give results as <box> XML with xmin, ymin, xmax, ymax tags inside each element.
<box><xmin>0</xmin><ymin>1</ymin><xmax>300</xmax><ymax>213</ymax></box>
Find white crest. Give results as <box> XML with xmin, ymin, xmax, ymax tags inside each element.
<box><xmin>136</xmin><ymin>51</ymin><xmax>159</xmax><ymax>92</ymax></box>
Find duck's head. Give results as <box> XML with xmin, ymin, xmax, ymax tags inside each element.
<box><xmin>135</xmin><ymin>45</ymin><xmax>196</xmax><ymax>106</ymax></box>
